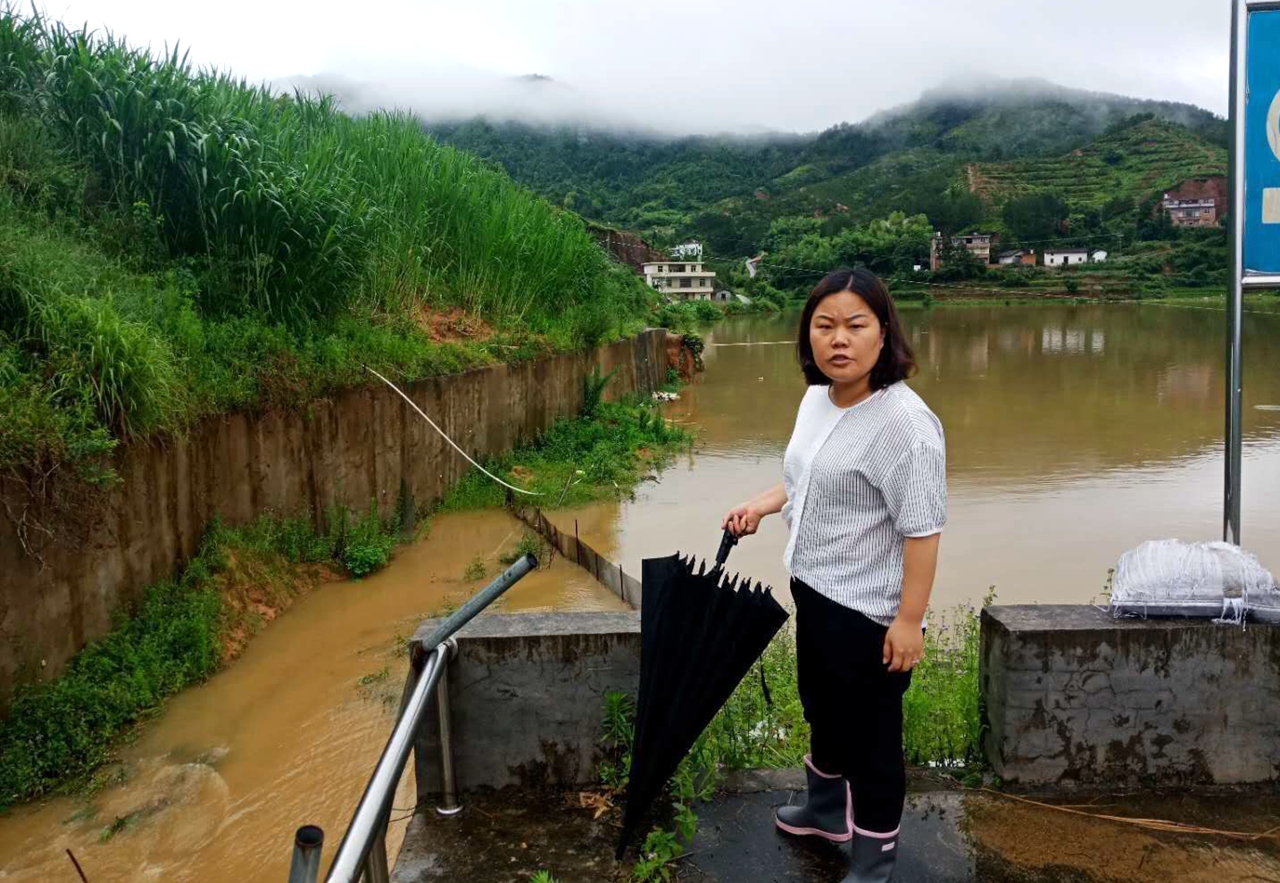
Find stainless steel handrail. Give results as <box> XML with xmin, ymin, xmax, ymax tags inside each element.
<box><xmin>288</xmin><ymin>553</ymin><xmax>537</xmax><ymax>883</ymax></box>
<box><xmin>327</xmin><ymin>643</ymin><xmax>446</xmax><ymax>881</ymax></box>
<box><xmin>434</xmin><ymin>646</ymin><xmax>462</xmax><ymax>816</ymax></box>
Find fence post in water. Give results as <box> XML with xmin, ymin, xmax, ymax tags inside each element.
<box><xmin>287</xmin><ymin>825</ymin><xmax>324</xmax><ymax>883</ymax></box>
<box><xmin>436</xmin><ymin>638</ymin><xmax>462</xmax><ymax>816</ymax></box>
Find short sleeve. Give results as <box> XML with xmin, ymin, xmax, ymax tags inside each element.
<box><xmin>881</xmin><ymin>439</ymin><xmax>947</xmax><ymax>537</ymax></box>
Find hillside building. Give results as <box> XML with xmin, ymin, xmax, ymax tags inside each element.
<box><xmin>930</xmin><ymin>231</ymin><xmax>999</xmax><ymax>271</ymax></box>
<box><xmin>642</xmin><ymin>259</ymin><xmax>717</xmax><ymax>301</ymax></box>
<box><xmin>997</xmin><ymin>249</ymin><xmax>1037</xmax><ymax>266</ymax></box>
<box><xmin>1161</xmin><ymin>177</ymin><xmax>1227</xmax><ymax>228</ymax></box>
<box><xmin>1043</xmin><ymin>248</ymin><xmax>1089</xmax><ymax>267</ymax></box>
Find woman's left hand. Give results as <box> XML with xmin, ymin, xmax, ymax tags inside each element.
<box><xmin>883</xmin><ymin>616</ymin><xmax>925</xmax><ymax>673</ymax></box>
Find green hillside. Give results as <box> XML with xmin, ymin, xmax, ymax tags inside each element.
<box><xmin>970</xmin><ymin>118</ymin><xmax>1226</xmax><ymax>210</ymax></box>
<box><xmin>423</xmin><ymin>81</ymin><xmax>1226</xmax><ymax>257</ymax></box>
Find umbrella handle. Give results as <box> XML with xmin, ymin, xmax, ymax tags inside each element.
<box><xmin>715</xmin><ymin>529</ymin><xmax>738</xmax><ymax>567</ymax></box>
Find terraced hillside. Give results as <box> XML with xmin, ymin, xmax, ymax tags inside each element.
<box><xmin>736</xmin><ymin>148</ymin><xmax>961</xmax><ymax>221</ymax></box>
<box><xmin>968</xmin><ymin>119</ymin><xmax>1226</xmax><ymax>210</ymax></box>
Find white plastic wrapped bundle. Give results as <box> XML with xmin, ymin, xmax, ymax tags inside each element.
<box><xmin>1110</xmin><ymin>539</ymin><xmax>1276</xmax><ymax>622</ymax></box>
<box><xmin>1247</xmin><ymin>583</ymin><xmax>1280</xmax><ymax>624</ymax></box>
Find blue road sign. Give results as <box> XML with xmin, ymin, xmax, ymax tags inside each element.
<box><xmin>1245</xmin><ymin>8</ymin><xmax>1280</xmax><ymax>275</ymax></box>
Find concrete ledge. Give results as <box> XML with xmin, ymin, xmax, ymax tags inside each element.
<box><xmin>412</xmin><ymin>611</ymin><xmax>641</xmax><ymax>794</ymax></box>
<box><xmin>980</xmin><ymin>605</ymin><xmax>1280</xmax><ymax>788</ymax></box>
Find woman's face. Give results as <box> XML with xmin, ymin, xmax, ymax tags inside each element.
<box><xmin>809</xmin><ymin>290</ymin><xmax>884</xmax><ymax>386</ymax></box>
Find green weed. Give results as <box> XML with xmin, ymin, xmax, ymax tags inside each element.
<box><xmin>441</xmin><ymin>395</ymin><xmax>690</xmax><ymax>511</ymax></box>
<box><xmin>463</xmin><ymin>556</ymin><xmax>487</xmax><ymax>581</ymax></box>
<box><xmin>0</xmin><ymin>565</ymin><xmax>223</xmax><ymax>807</ymax></box>
<box><xmin>339</xmin><ymin>502</ymin><xmax>396</xmax><ymax>578</ymax></box>
<box><xmin>499</xmin><ymin>533</ymin><xmax>545</xmax><ymax>566</ymax></box>
<box><xmin>358</xmin><ymin>667</ymin><xmax>390</xmax><ymax>687</ymax></box>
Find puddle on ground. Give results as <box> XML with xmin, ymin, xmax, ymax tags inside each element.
<box><xmin>965</xmin><ymin>791</ymin><xmax>1280</xmax><ymax>882</ymax></box>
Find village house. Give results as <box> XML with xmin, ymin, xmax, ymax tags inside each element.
<box><xmin>930</xmin><ymin>231</ymin><xmax>999</xmax><ymax>271</ymax></box>
<box><xmin>643</xmin><ymin>243</ymin><xmax>717</xmax><ymax>301</ymax></box>
<box><xmin>668</xmin><ymin>241</ymin><xmax>704</xmax><ymax>260</ymax></box>
<box><xmin>997</xmin><ymin>249</ymin><xmax>1037</xmax><ymax>266</ymax></box>
<box><xmin>1043</xmin><ymin>248</ymin><xmax>1090</xmax><ymax>267</ymax></box>
<box><xmin>1161</xmin><ymin>176</ymin><xmax>1228</xmax><ymax>228</ymax></box>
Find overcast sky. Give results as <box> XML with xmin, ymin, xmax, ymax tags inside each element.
<box><xmin>55</xmin><ymin>0</ymin><xmax>1230</xmax><ymax>134</ymax></box>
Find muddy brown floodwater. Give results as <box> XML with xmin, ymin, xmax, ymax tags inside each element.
<box><xmin>0</xmin><ymin>512</ymin><xmax>627</xmax><ymax>883</ymax></box>
<box><xmin>3</xmin><ymin>303</ymin><xmax>1279</xmax><ymax>882</ymax></box>
<box><xmin>564</xmin><ymin>303</ymin><xmax>1280</xmax><ymax>608</ymax></box>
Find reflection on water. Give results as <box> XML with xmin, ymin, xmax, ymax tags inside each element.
<box><xmin>560</xmin><ymin>304</ymin><xmax>1280</xmax><ymax>611</ymax></box>
<box><xmin>0</xmin><ymin>511</ymin><xmax>627</xmax><ymax>883</ymax></box>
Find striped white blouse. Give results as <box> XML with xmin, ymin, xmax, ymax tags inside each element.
<box><xmin>782</xmin><ymin>382</ymin><xmax>947</xmax><ymax>625</ymax></box>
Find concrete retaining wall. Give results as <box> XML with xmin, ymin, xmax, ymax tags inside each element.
<box><xmin>981</xmin><ymin>605</ymin><xmax>1280</xmax><ymax>788</ymax></box>
<box><xmin>412</xmin><ymin>612</ymin><xmax>642</xmax><ymax>794</ymax></box>
<box><xmin>0</xmin><ymin>332</ymin><xmax>666</xmax><ymax>705</ymax></box>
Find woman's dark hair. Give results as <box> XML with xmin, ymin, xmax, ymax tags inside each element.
<box><xmin>796</xmin><ymin>267</ymin><xmax>916</xmax><ymax>389</ymax></box>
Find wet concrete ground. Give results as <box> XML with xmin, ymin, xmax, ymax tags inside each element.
<box><xmin>392</xmin><ymin>772</ymin><xmax>1280</xmax><ymax>883</ymax></box>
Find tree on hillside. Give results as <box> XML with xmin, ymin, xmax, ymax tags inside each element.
<box><xmin>1101</xmin><ymin>194</ymin><xmax>1134</xmax><ymax>222</ymax></box>
<box><xmin>1135</xmin><ymin>194</ymin><xmax>1177</xmax><ymax>241</ymax></box>
<box><xmin>1003</xmin><ymin>192</ymin><xmax>1069</xmax><ymax>244</ymax></box>
<box><xmin>763</xmin><ymin>212</ymin><xmax>933</xmax><ymax>294</ymax></box>
<box><xmin>930</xmin><ymin>239</ymin><xmax>986</xmax><ymax>282</ymax></box>
<box><xmin>918</xmin><ymin>188</ymin><xmax>987</xmax><ymax>236</ymax></box>
<box><xmin>691</xmin><ymin>210</ymin><xmax>770</xmax><ymax>258</ymax></box>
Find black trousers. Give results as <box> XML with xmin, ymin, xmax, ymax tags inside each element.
<box><xmin>792</xmin><ymin>577</ymin><xmax>913</xmax><ymax>834</ymax></box>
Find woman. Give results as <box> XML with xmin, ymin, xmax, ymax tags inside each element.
<box><xmin>722</xmin><ymin>268</ymin><xmax>945</xmax><ymax>883</ymax></box>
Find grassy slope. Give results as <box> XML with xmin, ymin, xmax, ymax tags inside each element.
<box><xmin>0</xmin><ymin>9</ymin><xmax>656</xmax><ymax>487</ymax></box>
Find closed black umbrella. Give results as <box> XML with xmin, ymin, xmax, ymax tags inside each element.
<box><xmin>617</xmin><ymin>532</ymin><xmax>789</xmax><ymax>858</ymax></box>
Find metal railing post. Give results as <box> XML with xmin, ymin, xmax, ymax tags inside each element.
<box><xmin>288</xmin><ymin>826</ymin><xmax>324</xmax><ymax>883</ymax></box>
<box><xmin>319</xmin><ymin>554</ymin><xmax>536</xmax><ymax>882</ymax></box>
<box><xmin>360</xmin><ymin>827</ymin><xmax>391</xmax><ymax>883</ymax></box>
<box><xmin>436</xmin><ymin>638</ymin><xmax>461</xmax><ymax>816</ymax></box>
<box><xmin>1227</xmin><ymin>0</ymin><xmax>1247</xmax><ymax>545</ymax></box>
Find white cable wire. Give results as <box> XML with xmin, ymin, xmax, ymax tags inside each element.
<box><xmin>363</xmin><ymin>365</ymin><xmax>543</xmax><ymax>496</ymax></box>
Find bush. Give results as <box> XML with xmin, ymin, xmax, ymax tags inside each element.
<box><xmin>337</xmin><ymin>501</ymin><xmax>396</xmax><ymax>578</ymax></box>
<box><xmin>998</xmin><ymin>272</ymin><xmax>1031</xmax><ymax>288</ymax></box>
<box><xmin>653</xmin><ymin>299</ymin><xmax>721</xmax><ymax>333</ymax></box>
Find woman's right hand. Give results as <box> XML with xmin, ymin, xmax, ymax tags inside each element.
<box><xmin>722</xmin><ymin>502</ymin><xmax>763</xmax><ymax>537</ymax></box>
